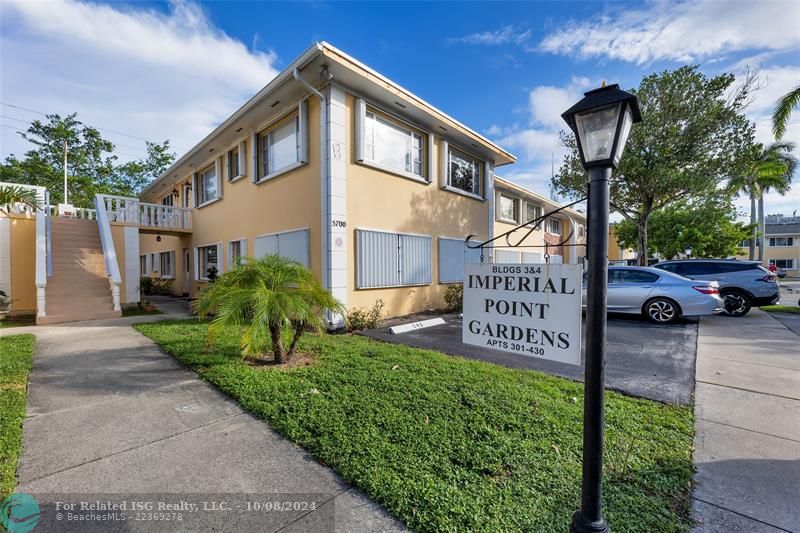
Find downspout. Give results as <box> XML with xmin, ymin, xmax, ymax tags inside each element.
<box><xmin>567</xmin><ymin>214</ymin><xmax>577</xmax><ymax>264</ymax></box>
<box><xmin>293</xmin><ymin>67</ymin><xmax>334</xmax><ymax>325</ymax></box>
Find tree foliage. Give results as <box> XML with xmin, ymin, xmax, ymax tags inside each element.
<box><xmin>772</xmin><ymin>83</ymin><xmax>800</xmax><ymax>139</ymax></box>
<box><xmin>552</xmin><ymin>66</ymin><xmax>756</xmax><ymax>263</ymax></box>
<box><xmin>0</xmin><ymin>113</ymin><xmax>175</xmax><ymax>206</ymax></box>
<box><xmin>614</xmin><ymin>198</ymin><xmax>752</xmax><ymax>260</ymax></box>
<box><xmin>194</xmin><ymin>254</ymin><xmax>345</xmax><ymax>364</ymax></box>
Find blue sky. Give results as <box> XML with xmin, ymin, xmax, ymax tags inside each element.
<box><xmin>2</xmin><ymin>0</ymin><xmax>799</xmax><ymax>214</ymax></box>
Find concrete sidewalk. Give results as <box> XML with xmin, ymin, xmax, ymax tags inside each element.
<box><xmin>7</xmin><ymin>317</ymin><xmax>403</xmax><ymax>532</ymax></box>
<box><xmin>692</xmin><ymin>309</ymin><xmax>800</xmax><ymax>532</ymax></box>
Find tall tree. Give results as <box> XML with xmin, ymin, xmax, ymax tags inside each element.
<box><xmin>614</xmin><ymin>198</ymin><xmax>752</xmax><ymax>260</ymax></box>
<box><xmin>552</xmin><ymin>66</ymin><xmax>755</xmax><ymax>264</ymax></box>
<box><xmin>772</xmin><ymin>84</ymin><xmax>800</xmax><ymax>139</ymax></box>
<box><xmin>0</xmin><ymin>113</ymin><xmax>174</xmax><ymax>206</ymax></box>
<box><xmin>752</xmin><ymin>142</ymin><xmax>796</xmax><ymax>260</ymax></box>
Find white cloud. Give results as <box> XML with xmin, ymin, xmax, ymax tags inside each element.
<box><xmin>448</xmin><ymin>25</ymin><xmax>532</xmax><ymax>47</ymax></box>
<box><xmin>0</xmin><ymin>0</ymin><xmax>278</xmax><ymax>161</ymax></box>
<box><xmin>539</xmin><ymin>0</ymin><xmax>800</xmax><ymax>65</ymax></box>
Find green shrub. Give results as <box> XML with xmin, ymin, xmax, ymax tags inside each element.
<box><xmin>444</xmin><ymin>283</ymin><xmax>463</xmax><ymax>312</ymax></box>
<box><xmin>149</xmin><ymin>278</ymin><xmax>174</xmax><ymax>296</ymax></box>
<box><xmin>139</xmin><ymin>276</ymin><xmax>153</xmax><ymax>295</ymax></box>
<box><xmin>347</xmin><ymin>299</ymin><xmax>386</xmax><ymax>331</ymax></box>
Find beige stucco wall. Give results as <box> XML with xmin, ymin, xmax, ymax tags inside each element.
<box><xmin>608</xmin><ymin>226</ymin><xmax>635</xmax><ymax>262</ymax></box>
<box><xmin>140</xmin><ymin>96</ymin><xmax>323</xmax><ymax>299</ymax></box>
<box><xmin>138</xmin><ymin>233</ymin><xmax>189</xmax><ymax>296</ymax></box>
<box><xmin>9</xmin><ymin>216</ymin><xmax>36</xmax><ymax>313</ymax></box>
<box><xmin>343</xmin><ymin>93</ymin><xmax>490</xmax><ymax>315</ymax></box>
<box><xmin>735</xmin><ymin>242</ymin><xmax>800</xmax><ymax>276</ymax></box>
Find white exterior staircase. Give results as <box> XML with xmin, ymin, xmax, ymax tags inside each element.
<box><xmin>37</xmin><ymin>217</ymin><xmax>121</xmax><ymax>324</ymax></box>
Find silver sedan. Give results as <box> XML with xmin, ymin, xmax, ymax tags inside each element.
<box><xmin>582</xmin><ymin>266</ymin><xmax>724</xmax><ymax>323</ymax></box>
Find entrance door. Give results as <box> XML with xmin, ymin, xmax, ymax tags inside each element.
<box><xmin>183</xmin><ymin>248</ymin><xmax>190</xmax><ymax>295</ymax></box>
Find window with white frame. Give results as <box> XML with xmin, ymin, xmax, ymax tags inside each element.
<box><xmin>229</xmin><ymin>239</ymin><xmax>246</xmax><ymax>267</ymax></box>
<box><xmin>140</xmin><ymin>255</ymin><xmax>147</xmax><ymax>277</ymax></box>
<box><xmin>198</xmin><ymin>245</ymin><xmax>219</xmax><ymax>280</ymax></box>
<box><xmin>363</xmin><ymin>109</ymin><xmax>425</xmax><ymax>178</ymax></box>
<box><xmin>498</xmin><ymin>193</ymin><xmax>519</xmax><ymax>223</ymax></box>
<box><xmin>447</xmin><ymin>146</ymin><xmax>481</xmax><ymax>196</ymax></box>
<box><xmin>182</xmin><ymin>182</ymin><xmax>191</xmax><ymax>208</ymax></box>
<box><xmin>769</xmin><ymin>237</ymin><xmax>794</xmax><ymax>247</ymax></box>
<box><xmin>526</xmin><ymin>202</ymin><xmax>541</xmax><ymax>223</ymax></box>
<box><xmin>769</xmin><ymin>258</ymin><xmax>795</xmax><ymax>269</ymax></box>
<box><xmin>546</xmin><ymin>218</ymin><xmax>562</xmax><ymax>235</ymax></box>
<box><xmin>578</xmin><ymin>224</ymin><xmax>585</xmax><ymax>238</ymax></box>
<box><xmin>258</xmin><ymin>115</ymin><xmax>300</xmax><ymax>179</ymax></box>
<box><xmin>161</xmin><ymin>194</ymin><xmax>173</xmax><ymax>207</ymax></box>
<box><xmin>227</xmin><ymin>146</ymin><xmax>240</xmax><ymax>181</ymax></box>
<box><xmin>197</xmin><ymin>165</ymin><xmax>217</xmax><ymax>205</ymax></box>
<box><xmin>159</xmin><ymin>251</ymin><xmax>175</xmax><ymax>278</ymax></box>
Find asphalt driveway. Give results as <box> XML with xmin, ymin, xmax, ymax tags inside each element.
<box><xmin>364</xmin><ymin>313</ymin><xmax>698</xmax><ymax>405</ymax></box>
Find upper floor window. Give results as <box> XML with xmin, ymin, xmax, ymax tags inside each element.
<box><xmin>198</xmin><ymin>165</ymin><xmax>217</xmax><ymax>205</ymax></box>
<box><xmin>447</xmin><ymin>147</ymin><xmax>481</xmax><ymax>197</ymax></box>
<box><xmin>258</xmin><ymin>115</ymin><xmax>300</xmax><ymax>180</ymax></box>
<box><xmin>769</xmin><ymin>237</ymin><xmax>794</xmax><ymax>247</ymax></box>
<box><xmin>182</xmin><ymin>183</ymin><xmax>191</xmax><ymax>208</ymax></box>
<box><xmin>161</xmin><ymin>194</ymin><xmax>173</xmax><ymax>207</ymax></box>
<box><xmin>364</xmin><ymin>110</ymin><xmax>424</xmax><ymax>178</ymax></box>
<box><xmin>227</xmin><ymin>147</ymin><xmax>240</xmax><ymax>181</ymax></box>
<box><xmin>498</xmin><ymin>193</ymin><xmax>519</xmax><ymax>223</ymax></box>
<box><xmin>526</xmin><ymin>202</ymin><xmax>541</xmax><ymax>223</ymax></box>
<box><xmin>546</xmin><ymin>218</ymin><xmax>562</xmax><ymax>235</ymax></box>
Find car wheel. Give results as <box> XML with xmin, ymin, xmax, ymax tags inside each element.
<box><xmin>644</xmin><ymin>298</ymin><xmax>680</xmax><ymax>324</ymax></box>
<box><xmin>721</xmin><ymin>290</ymin><xmax>752</xmax><ymax>317</ymax></box>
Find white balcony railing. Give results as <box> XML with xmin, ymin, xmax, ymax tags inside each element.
<box><xmin>98</xmin><ymin>194</ymin><xmax>192</xmax><ymax>231</ymax></box>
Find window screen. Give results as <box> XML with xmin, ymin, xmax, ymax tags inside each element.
<box><xmin>357</xmin><ymin>229</ymin><xmax>432</xmax><ymax>288</ymax></box>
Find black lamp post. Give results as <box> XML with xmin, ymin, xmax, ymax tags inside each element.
<box><xmin>561</xmin><ymin>84</ymin><xmax>641</xmax><ymax>533</ymax></box>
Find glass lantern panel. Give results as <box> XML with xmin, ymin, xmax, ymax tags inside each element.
<box><xmin>575</xmin><ymin>103</ymin><xmax>620</xmax><ymax>162</ymax></box>
<box><xmin>614</xmin><ymin>106</ymin><xmax>633</xmax><ymax>166</ymax></box>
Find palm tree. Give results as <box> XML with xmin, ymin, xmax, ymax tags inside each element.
<box><xmin>772</xmin><ymin>84</ymin><xmax>800</xmax><ymax>139</ymax></box>
<box><xmin>0</xmin><ymin>185</ymin><xmax>39</xmax><ymax>215</ymax></box>
<box><xmin>754</xmin><ymin>141</ymin><xmax>796</xmax><ymax>260</ymax></box>
<box><xmin>195</xmin><ymin>254</ymin><xmax>344</xmax><ymax>363</ymax></box>
<box><xmin>728</xmin><ymin>142</ymin><xmax>796</xmax><ymax>260</ymax></box>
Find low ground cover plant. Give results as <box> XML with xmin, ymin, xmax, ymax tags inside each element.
<box><xmin>0</xmin><ymin>334</ymin><xmax>35</xmax><ymax>499</ymax></box>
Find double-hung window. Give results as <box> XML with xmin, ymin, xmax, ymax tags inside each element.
<box><xmin>182</xmin><ymin>183</ymin><xmax>191</xmax><ymax>208</ymax></box>
<box><xmin>498</xmin><ymin>194</ymin><xmax>519</xmax><ymax>223</ymax></box>
<box><xmin>161</xmin><ymin>194</ymin><xmax>173</xmax><ymax>207</ymax></box>
<box><xmin>546</xmin><ymin>218</ymin><xmax>562</xmax><ymax>235</ymax></box>
<box><xmin>229</xmin><ymin>239</ymin><xmax>246</xmax><ymax>267</ymax></box>
<box><xmin>140</xmin><ymin>255</ymin><xmax>147</xmax><ymax>277</ymax></box>
<box><xmin>258</xmin><ymin>115</ymin><xmax>300</xmax><ymax>180</ymax></box>
<box><xmin>363</xmin><ymin>110</ymin><xmax>425</xmax><ymax>178</ymax></box>
<box><xmin>227</xmin><ymin>147</ymin><xmax>240</xmax><ymax>181</ymax></box>
<box><xmin>447</xmin><ymin>146</ymin><xmax>482</xmax><ymax>196</ymax></box>
<box><xmin>197</xmin><ymin>165</ymin><xmax>217</xmax><ymax>205</ymax></box>
<box><xmin>159</xmin><ymin>251</ymin><xmax>175</xmax><ymax>278</ymax></box>
<box><xmin>770</xmin><ymin>258</ymin><xmax>795</xmax><ymax>269</ymax></box>
<box><xmin>198</xmin><ymin>245</ymin><xmax>219</xmax><ymax>280</ymax></box>
<box><xmin>526</xmin><ymin>203</ymin><xmax>541</xmax><ymax>223</ymax></box>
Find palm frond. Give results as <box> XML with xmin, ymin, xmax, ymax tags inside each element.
<box><xmin>772</xmin><ymin>84</ymin><xmax>800</xmax><ymax>139</ymax></box>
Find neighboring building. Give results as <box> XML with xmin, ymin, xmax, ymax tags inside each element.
<box><xmin>608</xmin><ymin>224</ymin><xmax>636</xmax><ymax>264</ymax></box>
<box><xmin>0</xmin><ymin>185</ymin><xmax>42</xmax><ymax>316</ymax></box>
<box><xmin>737</xmin><ymin>214</ymin><xmax>800</xmax><ymax>276</ymax></box>
<box><xmin>491</xmin><ymin>177</ymin><xmax>586</xmax><ymax>264</ymax></box>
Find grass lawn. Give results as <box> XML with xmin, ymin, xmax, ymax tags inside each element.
<box><xmin>0</xmin><ymin>334</ymin><xmax>35</xmax><ymax>499</ymax></box>
<box><xmin>0</xmin><ymin>315</ymin><xmax>36</xmax><ymax>329</ymax></box>
<box><xmin>135</xmin><ymin>320</ymin><xmax>694</xmax><ymax>532</ymax></box>
<box><xmin>761</xmin><ymin>304</ymin><xmax>800</xmax><ymax>314</ymax></box>
<box><xmin>122</xmin><ymin>307</ymin><xmax>163</xmax><ymax>317</ymax></box>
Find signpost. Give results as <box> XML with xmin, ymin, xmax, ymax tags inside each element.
<box><xmin>462</xmin><ymin>262</ymin><xmax>582</xmax><ymax>366</ymax></box>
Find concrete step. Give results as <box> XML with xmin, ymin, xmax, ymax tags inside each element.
<box><xmin>46</xmin><ymin>300</ymin><xmax>116</xmax><ymax>313</ymax></box>
<box><xmin>45</xmin><ymin>287</ymin><xmax>111</xmax><ymax>298</ymax></box>
<box><xmin>37</xmin><ymin>309</ymin><xmax>121</xmax><ymax>325</ymax></box>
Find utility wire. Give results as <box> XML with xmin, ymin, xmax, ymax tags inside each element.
<box><xmin>0</xmin><ymin>101</ymin><xmax>186</xmax><ymax>151</ymax></box>
<box><xmin>1</xmin><ymin>114</ymin><xmax>151</xmax><ymax>154</ymax></box>
<box><xmin>1</xmin><ymin>124</ymin><xmax>147</xmax><ymax>160</ymax></box>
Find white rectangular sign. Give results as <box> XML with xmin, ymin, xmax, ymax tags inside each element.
<box><xmin>462</xmin><ymin>262</ymin><xmax>583</xmax><ymax>366</ymax></box>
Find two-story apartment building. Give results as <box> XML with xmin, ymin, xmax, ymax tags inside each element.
<box><xmin>491</xmin><ymin>177</ymin><xmax>586</xmax><ymax>264</ymax></box>
<box><xmin>134</xmin><ymin>41</ymin><xmax>517</xmax><ymax>325</ymax></box>
<box><xmin>738</xmin><ymin>214</ymin><xmax>800</xmax><ymax>276</ymax></box>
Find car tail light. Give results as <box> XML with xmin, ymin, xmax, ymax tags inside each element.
<box><xmin>693</xmin><ymin>286</ymin><xmax>719</xmax><ymax>295</ymax></box>
<box><xmin>759</xmin><ymin>275</ymin><xmax>777</xmax><ymax>282</ymax></box>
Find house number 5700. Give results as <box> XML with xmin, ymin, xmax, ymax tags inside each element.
<box><xmin>331</xmin><ymin>220</ymin><xmax>346</xmax><ymax>228</ymax></box>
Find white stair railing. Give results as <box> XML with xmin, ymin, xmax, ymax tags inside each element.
<box><xmin>97</xmin><ymin>194</ymin><xmax>191</xmax><ymax>231</ymax></box>
<box><xmin>94</xmin><ymin>194</ymin><xmax>122</xmax><ymax>311</ymax></box>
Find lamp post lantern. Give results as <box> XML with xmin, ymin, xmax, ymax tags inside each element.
<box><xmin>561</xmin><ymin>84</ymin><xmax>641</xmax><ymax>533</ymax></box>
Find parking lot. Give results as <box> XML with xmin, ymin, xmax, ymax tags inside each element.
<box><xmin>364</xmin><ymin>313</ymin><xmax>698</xmax><ymax>405</ymax></box>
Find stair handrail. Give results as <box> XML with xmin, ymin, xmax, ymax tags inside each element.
<box><xmin>35</xmin><ymin>189</ymin><xmax>47</xmax><ymax>318</ymax></box>
<box><xmin>94</xmin><ymin>194</ymin><xmax>122</xmax><ymax>311</ymax></box>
